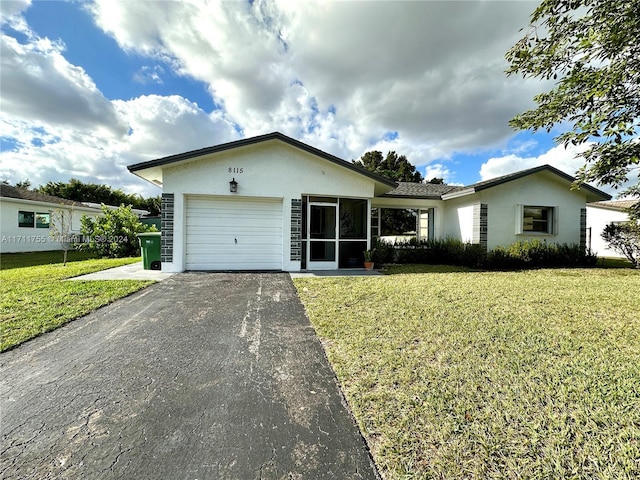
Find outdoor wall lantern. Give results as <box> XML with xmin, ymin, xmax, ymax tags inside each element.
<box><xmin>229</xmin><ymin>178</ymin><xmax>238</xmax><ymax>193</ymax></box>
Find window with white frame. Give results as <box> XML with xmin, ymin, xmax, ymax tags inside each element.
<box><xmin>518</xmin><ymin>205</ymin><xmax>556</xmax><ymax>234</ymax></box>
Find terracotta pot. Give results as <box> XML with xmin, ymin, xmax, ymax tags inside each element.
<box><xmin>364</xmin><ymin>261</ymin><xmax>374</xmax><ymax>271</ymax></box>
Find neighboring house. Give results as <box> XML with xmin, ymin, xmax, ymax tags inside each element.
<box><xmin>0</xmin><ymin>186</ymin><xmax>149</xmax><ymax>254</ymax></box>
<box><xmin>0</xmin><ymin>185</ymin><xmax>102</xmax><ymax>253</ymax></box>
<box><xmin>127</xmin><ymin>132</ymin><xmax>611</xmax><ymax>272</ymax></box>
<box><xmin>587</xmin><ymin>200</ymin><xmax>638</xmax><ymax>258</ymax></box>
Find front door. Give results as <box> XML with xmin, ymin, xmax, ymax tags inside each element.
<box><xmin>307</xmin><ymin>202</ymin><xmax>338</xmax><ymax>269</ymax></box>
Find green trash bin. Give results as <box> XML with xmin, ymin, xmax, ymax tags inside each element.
<box><xmin>137</xmin><ymin>232</ymin><xmax>161</xmax><ymax>270</ymax></box>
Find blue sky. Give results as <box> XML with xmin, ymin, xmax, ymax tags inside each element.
<box><xmin>0</xmin><ymin>0</ymin><xmax>612</xmax><ymax>197</ymax></box>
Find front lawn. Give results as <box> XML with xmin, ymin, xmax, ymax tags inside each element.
<box><xmin>0</xmin><ymin>251</ymin><xmax>152</xmax><ymax>352</ymax></box>
<box><xmin>294</xmin><ymin>265</ymin><xmax>640</xmax><ymax>479</ymax></box>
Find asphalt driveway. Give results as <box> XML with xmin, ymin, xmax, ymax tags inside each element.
<box><xmin>0</xmin><ymin>273</ymin><xmax>378</xmax><ymax>479</ymax></box>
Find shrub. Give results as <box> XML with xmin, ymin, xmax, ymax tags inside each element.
<box><xmin>80</xmin><ymin>204</ymin><xmax>155</xmax><ymax>258</ymax></box>
<box><xmin>391</xmin><ymin>238</ymin><xmax>486</xmax><ymax>267</ymax></box>
<box><xmin>371</xmin><ymin>238</ymin><xmax>394</xmax><ymax>264</ymax></box>
<box><xmin>486</xmin><ymin>240</ymin><xmax>596</xmax><ymax>270</ymax></box>
<box><xmin>373</xmin><ymin>237</ymin><xmax>595</xmax><ymax>270</ymax></box>
<box><xmin>601</xmin><ymin>221</ymin><xmax>640</xmax><ymax>268</ymax></box>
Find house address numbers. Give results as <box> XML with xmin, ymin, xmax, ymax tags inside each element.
<box><xmin>228</xmin><ymin>167</ymin><xmax>244</xmax><ymax>174</ymax></box>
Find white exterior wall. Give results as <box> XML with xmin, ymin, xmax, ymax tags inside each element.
<box><xmin>442</xmin><ymin>173</ymin><xmax>588</xmax><ymax>249</ymax></box>
<box><xmin>0</xmin><ymin>198</ymin><xmax>100</xmax><ymax>253</ymax></box>
<box><xmin>586</xmin><ymin>205</ymin><xmax>630</xmax><ymax>258</ymax></box>
<box><xmin>456</xmin><ymin>205</ymin><xmax>475</xmax><ymax>243</ymax></box>
<box><xmin>161</xmin><ymin>142</ymin><xmax>378</xmax><ymax>272</ymax></box>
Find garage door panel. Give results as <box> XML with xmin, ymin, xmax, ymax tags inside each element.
<box><xmin>185</xmin><ymin>196</ymin><xmax>283</xmax><ymax>271</ymax></box>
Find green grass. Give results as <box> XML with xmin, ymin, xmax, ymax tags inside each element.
<box><xmin>1</xmin><ymin>251</ymin><xmax>153</xmax><ymax>352</ymax></box>
<box><xmin>294</xmin><ymin>266</ymin><xmax>640</xmax><ymax>479</ymax></box>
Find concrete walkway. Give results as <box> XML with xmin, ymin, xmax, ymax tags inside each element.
<box><xmin>68</xmin><ymin>261</ymin><xmax>175</xmax><ymax>281</ymax></box>
<box><xmin>69</xmin><ymin>263</ymin><xmax>381</xmax><ymax>281</ymax></box>
<box><xmin>0</xmin><ymin>273</ymin><xmax>378</xmax><ymax>479</ymax></box>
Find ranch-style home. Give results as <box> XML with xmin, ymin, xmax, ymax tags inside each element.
<box><xmin>0</xmin><ymin>185</ymin><xmax>103</xmax><ymax>253</ymax></box>
<box><xmin>0</xmin><ymin>185</ymin><xmax>149</xmax><ymax>254</ymax></box>
<box><xmin>127</xmin><ymin>132</ymin><xmax>611</xmax><ymax>272</ymax></box>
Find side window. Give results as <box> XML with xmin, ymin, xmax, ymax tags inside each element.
<box><xmin>36</xmin><ymin>212</ymin><xmax>51</xmax><ymax>228</ymax></box>
<box><xmin>18</xmin><ymin>211</ymin><xmax>35</xmax><ymax>228</ymax></box>
<box><xmin>517</xmin><ymin>205</ymin><xmax>556</xmax><ymax>234</ymax></box>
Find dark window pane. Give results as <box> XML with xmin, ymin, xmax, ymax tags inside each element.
<box><xmin>18</xmin><ymin>211</ymin><xmax>34</xmax><ymax>228</ymax></box>
<box><xmin>523</xmin><ymin>206</ymin><xmax>551</xmax><ymax>233</ymax></box>
<box><xmin>308</xmin><ymin>196</ymin><xmax>337</xmax><ymax>203</ymax></box>
<box><xmin>310</xmin><ymin>241</ymin><xmax>335</xmax><ymax>261</ymax></box>
<box><xmin>339</xmin><ymin>241</ymin><xmax>368</xmax><ymax>268</ymax></box>
<box><xmin>310</xmin><ymin>205</ymin><xmax>336</xmax><ymax>239</ymax></box>
<box><xmin>36</xmin><ymin>212</ymin><xmax>50</xmax><ymax>228</ymax></box>
<box><xmin>339</xmin><ymin>199</ymin><xmax>367</xmax><ymax>239</ymax></box>
<box><xmin>381</xmin><ymin>209</ymin><xmax>417</xmax><ymax>236</ymax></box>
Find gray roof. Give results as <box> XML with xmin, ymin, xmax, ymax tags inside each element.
<box><xmin>465</xmin><ymin>164</ymin><xmax>610</xmax><ymax>199</ymax></box>
<box><xmin>0</xmin><ymin>184</ymin><xmax>82</xmax><ymax>207</ymax></box>
<box><xmin>382</xmin><ymin>182</ymin><xmax>465</xmax><ymax>199</ymax></box>
<box><xmin>441</xmin><ymin>164</ymin><xmax>611</xmax><ymax>202</ymax></box>
<box><xmin>589</xmin><ymin>200</ymin><xmax>638</xmax><ymax>211</ymax></box>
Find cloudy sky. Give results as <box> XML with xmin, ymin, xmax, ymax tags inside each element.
<box><xmin>0</xmin><ymin>0</ymin><xmax>610</xmax><ymax>197</ymax></box>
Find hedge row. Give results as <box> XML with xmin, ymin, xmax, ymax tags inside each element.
<box><xmin>371</xmin><ymin>238</ymin><xmax>597</xmax><ymax>270</ymax></box>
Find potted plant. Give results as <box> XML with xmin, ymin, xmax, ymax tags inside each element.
<box><xmin>363</xmin><ymin>249</ymin><xmax>375</xmax><ymax>270</ymax></box>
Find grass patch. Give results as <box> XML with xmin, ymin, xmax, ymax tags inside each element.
<box><xmin>294</xmin><ymin>266</ymin><xmax>640</xmax><ymax>479</ymax></box>
<box><xmin>1</xmin><ymin>251</ymin><xmax>152</xmax><ymax>352</ymax></box>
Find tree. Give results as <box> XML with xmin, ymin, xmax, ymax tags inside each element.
<box><xmin>49</xmin><ymin>206</ymin><xmax>77</xmax><ymax>266</ymax></box>
<box><xmin>80</xmin><ymin>204</ymin><xmax>153</xmax><ymax>258</ymax></box>
<box><xmin>601</xmin><ymin>221</ymin><xmax>640</xmax><ymax>268</ymax></box>
<box><xmin>15</xmin><ymin>180</ymin><xmax>32</xmax><ymax>190</ymax></box>
<box><xmin>506</xmin><ymin>0</ymin><xmax>640</xmax><ymax>215</ymax></box>
<box><xmin>353</xmin><ymin>151</ymin><xmax>424</xmax><ymax>182</ymax></box>
<box><xmin>428</xmin><ymin>177</ymin><xmax>444</xmax><ymax>184</ymax></box>
<box><xmin>37</xmin><ymin>178</ymin><xmax>161</xmax><ymax>216</ymax></box>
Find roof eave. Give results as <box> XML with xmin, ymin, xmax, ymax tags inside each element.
<box><xmin>380</xmin><ymin>194</ymin><xmax>444</xmax><ymax>200</ymax></box>
<box><xmin>441</xmin><ymin>188</ymin><xmax>476</xmax><ymax>200</ymax></box>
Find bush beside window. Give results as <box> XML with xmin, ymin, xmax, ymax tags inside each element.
<box><xmin>373</xmin><ymin>238</ymin><xmax>596</xmax><ymax>270</ymax></box>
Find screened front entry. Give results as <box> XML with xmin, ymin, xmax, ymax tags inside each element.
<box><xmin>302</xmin><ymin>196</ymin><xmax>369</xmax><ymax>270</ymax></box>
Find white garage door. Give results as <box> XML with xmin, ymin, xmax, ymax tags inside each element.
<box><xmin>185</xmin><ymin>196</ymin><xmax>283</xmax><ymax>270</ymax></box>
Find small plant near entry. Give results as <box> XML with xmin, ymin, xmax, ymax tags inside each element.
<box><xmin>602</xmin><ymin>221</ymin><xmax>640</xmax><ymax>268</ymax></box>
<box><xmin>363</xmin><ymin>249</ymin><xmax>375</xmax><ymax>270</ymax></box>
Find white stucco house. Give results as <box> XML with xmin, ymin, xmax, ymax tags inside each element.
<box><xmin>127</xmin><ymin>132</ymin><xmax>611</xmax><ymax>272</ymax></box>
<box><xmin>0</xmin><ymin>185</ymin><xmax>102</xmax><ymax>253</ymax></box>
<box><xmin>587</xmin><ymin>200</ymin><xmax>638</xmax><ymax>258</ymax></box>
<box><xmin>0</xmin><ymin>185</ymin><xmax>149</xmax><ymax>254</ymax></box>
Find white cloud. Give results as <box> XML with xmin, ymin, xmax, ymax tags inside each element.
<box><xmin>0</xmin><ymin>33</ymin><xmax>127</xmax><ymax>137</ymax></box>
<box><xmin>0</xmin><ymin>6</ymin><xmax>241</xmax><ymax>196</ymax></box>
<box><xmin>0</xmin><ymin>94</ymin><xmax>239</xmax><ymax>196</ymax></box>
<box><xmin>424</xmin><ymin>164</ymin><xmax>455</xmax><ymax>184</ymax></box>
<box><xmin>3</xmin><ymin>0</ymin><xmax>564</xmax><ymax>196</ymax></box>
<box><xmin>113</xmin><ymin>94</ymin><xmax>239</xmax><ymax>163</ymax></box>
<box><xmin>480</xmin><ymin>143</ymin><xmax>593</xmax><ymax>181</ymax></box>
<box><xmin>133</xmin><ymin>65</ymin><xmax>165</xmax><ymax>85</ymax></box>
<box><xmin>87</xmin><ymin>0</ymin><xmax>543</xmax><ymax>164</ymax></box>
<box><xmin>0</xmin><ymin>0</ymin><xmax>31</xmax><ymax>29</ymax></box>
